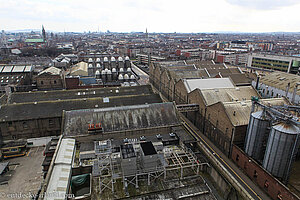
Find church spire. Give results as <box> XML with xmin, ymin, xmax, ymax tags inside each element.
<box><xmin>42</xmin><ymin>25</ymin><xmax>46</xmax><ymax>42</ymax></box>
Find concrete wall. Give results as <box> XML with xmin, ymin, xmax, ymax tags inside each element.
<box><xmin>232</xmin><ymin>145</ymin><xmax>300</xmax><ymax>200</ymax></box>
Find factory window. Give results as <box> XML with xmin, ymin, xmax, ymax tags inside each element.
<box><xmin>277</xmin><ymin>192</ymin><xmax>283</xmax><ymax>200</ymax></box>
<box><xmin>264</xmin><ymin>180</ymin><xmax>269</xmax><ymax>190</ymax></box>
<box><xmin>244</xmin><ymin>162</ymin><xmax>247</xmax><ymax>170</ymax></box>
<box><xmin>236</xmin><ymin>154</ymin><xmax>239</xmax><ymax>162</ymax></box>
<box><xmin>263</xmin><ymin>89</ymin><xmax>265</xmax><ymax>94</ymax></box>
<box><xmin>225</xmin><ymin>128</ymin><xmax>228</xmax><ymax>134</ymax></box>
<box><xmin>271</xmin><ymin>91</ymin><xmax>274</xmax><ymax>97</ymax></box>
<box><xmin>8</xmin><ymin>121</ymin><xmax>13</xmax><ymax>127</ymax></box>
<box><xmin>253</xmin><ymin>170</ymin><xmax>258</xmax><ymax>179</ymax></box>
<box><xmin>54</xmin><ymin>80</ymin><xmax>57</xmax><ymax>84</ymax></box>
<box><xmin>23</xmin><ymin>122</ymin><xmax>28</xmax><ymax>129</ymax></box>
<box><xmin>12</xmin><ymin>135</ymin><xmax>16</xmax><ymax>140</ymax></box>
<box><xmin>49</xmin><ymin>119</ymin><xmax>54</xmax><ymax>127</ymax></box>
<box><xmin>41</xmin><ymin>81</ymin><xmax>44</xmax><ymax>85</ymax></box>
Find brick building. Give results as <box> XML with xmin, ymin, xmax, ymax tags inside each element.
<box><xmin>0</xmin><ymin>85</ymin><xmax>161</xmax><ymax>141</ymax></box>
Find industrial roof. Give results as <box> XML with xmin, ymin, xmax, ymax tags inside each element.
<box><xmin>70</xmin><ymin>61</ymin><xmax>88</xmax><ymax>76</ymax></box>
<box><xmin>221</xmin><ymin>97</ymin><xmax>289</xmax><ymax>126</ymax></box>
<box><xmin>8</xmin><ymin>85</ymin><xmax>154</xmax><ymax>104</ymax></box>
<box><xmin>25</xmin><ymin>38</ymin><xmax>44</xmax><ymax>43</ymax></box>
<box><xmin>45</xmin><ymin>164</ymin><xmax>71</xmax><ymax>200</ymax></box>
<box><xmin>45</xmin><ymin>138</ymin><xmax>75</xmax><ymax>200</ymax></box>
<box><xmin>63</xmin><ymin>102</ymin><xmax>179</xmax><ymax>137</ymax></box>
<box><xmin>55</xmin><ymin>138</ymin><xmax>75</xmax><ymax>165</ymax></box>
<box><xmin>168</xmin><ymin>69</ymin><xmax>208</xmax><ymax>82</ymax></box>
<box><xmin>0</xmin><ymin>94</ymin><xmax>162</xmax><ymax>122</ymax></box>
<box><xmin>199</xmin><ymin>86</ymin><xmax>259</xmax><ymax>106</ymax></box>
<box><xmin>38</xmin><ymin>66</ymin><xmax>61</xmax><ymax>76</ymax></box>
<box><xmin>259</xmin><ymin>71</ymin><xmax>300</xmax><ymax>95</ymax></box>
<box><xmin>183</xmin><ymin>78</ymin><xmax>235</xmax><ymax>93</ymax></box>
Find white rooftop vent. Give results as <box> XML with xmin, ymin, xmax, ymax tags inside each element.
<box><xmin>112</xmin><ymin>68</ymin><xmax>116</xmax><ymax>73</ymax></box>
<box><xmin>96</xmin><ymin>63</ymin><xmax>101</xmax><ymax>68</ymax></box>
<box><xmin>96</xmin><ymin>58</ymin><xmax>100</xmax><ymax>62</ymax></box>
<box><xmin>125</xmin><ymin>56</ymin><xmax>130</xmax><ymax>60</ymax></box>
<box><xmin>88</xmin><ymin>58</ymin><xmax>93</xmax><ymax>63</ymax></box>
<box><xmin>107</xmin><ymin>70</ymin><xmax>112</xmax><ymax>74</ymax></box>
<box><xmin>95</xmin><ymin>70</ymin><xmax>100</xmax><ymax>75</ymax></box>
<box><xmin>119</xmin><ymin>68</ymin><xmax>124</xmax><ymax>72</ymax></box>
<box><xmin>127</xmin><ymin>68</ymin><xmax>131</xmax><ymax>72</ymax></box>
<box><xmin>104</xmin><ymin>57</ymin><xmax>108</xmax><ymax>62</ymax></box>
<box><xmin>88</xmin><ymin>64</ymin><xmax>93</xmax><ymax>68</ymax></box>
<box><xmin>111</xmin><ymin>57</ymin><xmax>116</xmax><ymax>62</ymax></box>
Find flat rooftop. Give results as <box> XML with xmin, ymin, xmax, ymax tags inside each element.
<box><xmin>7</xmin><ymin>85</ymin><xmax>154</xmax><ymax>104</ymax></box>
<box><xmin>0</xmin><ymin>94</ymin><xmax>162</xmax><ymax>122</ymax></box>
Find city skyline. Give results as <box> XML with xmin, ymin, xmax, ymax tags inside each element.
<box><xmin>0</xmin><ymin>0</ymin><xmax>300</xmax><ymax>33</ymax></box>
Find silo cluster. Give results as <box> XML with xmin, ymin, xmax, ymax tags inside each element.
<box><xmin>87</xmin><ymin>56</ymin><xmax>136</xmax><ymax>83</ymax></box>
<box><xmin>244</xmin><ymin>109</ymin><xmax>300</xmax><ymax>182</ymax></box>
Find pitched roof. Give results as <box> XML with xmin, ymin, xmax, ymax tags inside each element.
<box><xmin>63</xmin><ymin>102</ymin><xmax>180</xmax><ymax>137</ymax></box>
<box><xmin>200</xmin><ymin>86</ymin><xmax>259</xmax><ymax>106</ymax></box>
<box><xmin>259</xmin><ymin>71</ymin><xmax>300</xmax><ymax>95</ymax></box>
<box><xmin>183</xmin><ymin>78</ymin><xmax>235</xmax><ymax>93</ymax></box>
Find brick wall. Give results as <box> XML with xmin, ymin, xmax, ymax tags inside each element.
<box><xmin>232</xmin><ymin>145</ymin><xmax>300</xmax><ymax>200</ymax></box>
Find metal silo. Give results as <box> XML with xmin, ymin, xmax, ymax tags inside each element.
<box><xmin>262</xmin><ymin>122</ymin><xmax>300</xmax><ymax>181</ymax></box>
<box><xmin>244</xmin><ymin>110</ymin><xmax>270</xmax><ymax>161</ymax></box>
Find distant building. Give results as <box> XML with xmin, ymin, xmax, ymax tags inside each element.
<box><xmin>35</xmin><ymin>66</ymin><xmax>64</xmax><ymax>90</ymax></box>
<box><xmin>248</xmin><ymin>53</ymin><xmax>300</xmax><ymax>74</ymax></box>
<box><xmin>253</xmin><ymin>71</ymin><xmax>300</xmax><ymax>104</ymax></box>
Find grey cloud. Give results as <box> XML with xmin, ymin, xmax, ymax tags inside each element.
<box><xmin>225</xmin><ymin>0</ymin><xmax>300</xmax><ymax>9</ymax></box>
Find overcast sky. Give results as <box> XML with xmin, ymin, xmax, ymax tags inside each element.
<box><xmin>0</xmin><ymin>0</ymin><xmax>300</xmax><ymax>33</ymax></box>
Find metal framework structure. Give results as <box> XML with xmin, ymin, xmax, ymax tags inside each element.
<box><xmin>93</xmin><ymin>140</ymin><xmax>204</xmax><ymax>196</ymax></box>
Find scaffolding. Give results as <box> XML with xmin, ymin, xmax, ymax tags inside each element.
<box><xmin>93</xmin><ymin>139</ymin><xmax>204</xmax><ymax>196</ymax></box>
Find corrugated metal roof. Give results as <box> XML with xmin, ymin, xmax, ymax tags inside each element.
<box><xmin>183</xmin><ymin>78</ymin><xmax>235</xmax><ymax>93</ymax></box>
<box><xmin>222</xmin><ymin>97</ymin><xmax>289</xmax><ymax>126</ymax></box>
<box><xmin>12</xmin><ymin>65</ymin><xmax>25</xmax><ymax>73</ymax></box>
<box><xmin>200</xmin><ymin>86</ymin><xmax>259</xmax><ymax>106</ymax></box>
<box><xmin>38</xmin><ymin>66</ymin><xmax>61</xmax><ymax>76</ymax></box>
<box><xmin>45</xmin><ymin>164</ymin><xmax>71</xmax><ymax>200</ymax></box>
<box><xmin>63</xmin><ymin>102</ymin><xmax>180</xmax><ymax>137</ymax></box>
<box><xmin>24</xmin><ymin>65</ymin><xmax>33</xmax><ymax>72</ymax></box>
<box><xmin>2</xmin><ymin>66</ymin><xmax>13</xmax><ymax>73</ymax></box>
<box><xmin>55</xmin><ymin>138</ymin><xmax>75</xmax><ymax>165</ymax></box>
<box><xmin>260</xmin><ymin>71</ymin><xmax>300</xmax><ymax>95</ymax></box>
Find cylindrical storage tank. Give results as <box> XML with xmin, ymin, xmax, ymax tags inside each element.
<box><xmin>244</xmin><ymin>110</ymin><xmax>270</xmax><ymax>161</ymax></box>
<box><xmin>95</xmin><ymin>70</ymin><xmax>101</xmax><ymax>79</ymax></box>
<box><xmin>118</xmin><ymin>74</ymin><xmax>124</xmax><ymax>82</ymax></box>
<box><xmin>124</xmin><ymin>74</ymin><xmax>129</xmax><ymax>81</ymax></box>
<box><xmin>103</xmin><ymin>57</ymin><xmax>109</xmax><ymax>69</ymax></box>
<box><xmin>125</xmin><ymin>56</ymin><xmax>130</xmax><ymax>68</ymax></box>
<box><xmin>107</xmin><ymin>70</ymin><xmax>112</xmax><ymax>82</ymax></box>
<box><xmin>112</xmin><ymin>68</ymin><xmax>117</xmax><ymax>80</ymax></box>
<box><xmin>111</xmin><ymin>57</ymin><xmax>116</xmax><ymax>70</ymax></box>
<box><xmin>263</xmin><ymin>123</ymin><xmax>300</xmax><ymax>179</ymax></box>
<box><xmin>101</xmin><ymin>70</ymin><xmax>106</xmax><ymax>82</ymax></box>
<box><xmin>119</xmin><ymin>67</ymin><xmax>124</xmax><ymax>75</ymax></box>
<box><xmin>130</xmin><ymin>74</ymin><xmax>135</xmax><ymax>80</ymax></box>
<box><xmin>118</xmin><ymin>57</ymin><xmax>124</xmax><ymax>68</ymax></box>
